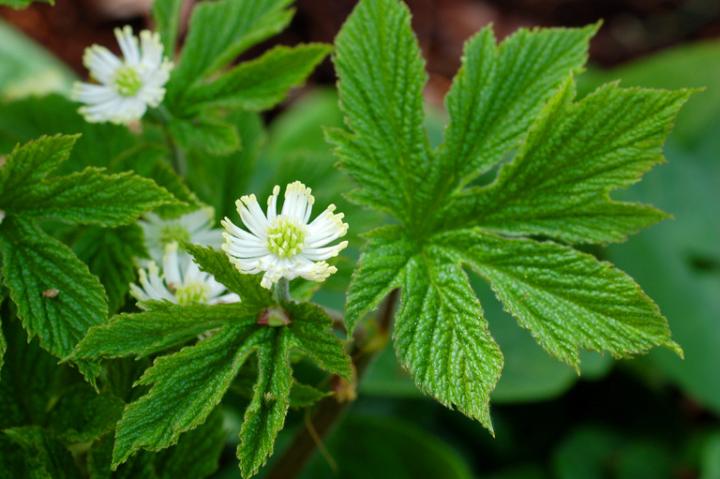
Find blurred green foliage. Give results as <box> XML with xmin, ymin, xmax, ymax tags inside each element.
<box><xmin>0</xmin><ymin>18</ymin><xmax>718</xmax><ymax>479</ymax></box>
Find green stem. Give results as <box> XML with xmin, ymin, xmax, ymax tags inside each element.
<box><xmin>275</xmin><ymin>277</ymin><xmax>291</xmax><ymax>303</ymax></box>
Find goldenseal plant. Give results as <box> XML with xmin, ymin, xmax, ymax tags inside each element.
<box><xmin>73</xmin><ymin>26</ymin><xmax>173</xmax><ymax>124</ymax></box>
<box><xmin>222</xmin><ymin>181</ymin><xmax>349</xmax><ymax>289</ymax></box>
<box><xmin>0</xmin><ymin>0</ymin><xmax>697</xmax><ymax>477</ymax></box>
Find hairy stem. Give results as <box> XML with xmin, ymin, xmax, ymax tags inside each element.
<box><xmin>265</xmin><ymin>289</ymin><xmax>399</xmax><ymax>479</ymax></box>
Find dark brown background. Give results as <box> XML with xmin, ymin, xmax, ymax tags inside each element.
<box><xmin>3</xmin><ymin>0</ymin><xmax>720</xmax><ymax>104</ymax></box>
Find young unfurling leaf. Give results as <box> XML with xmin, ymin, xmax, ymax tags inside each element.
<box><xmin>336</xmin><ymin>0</ymin><xmax>689</xmax><ymax>431</ymax></box>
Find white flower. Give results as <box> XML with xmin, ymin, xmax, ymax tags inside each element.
<box><xmin>130</xmin><ymin>242</ymin><xmax>239</xmax><ymax>307</ymax></box>
<box><xmin>221</xmin><ymin>181</ymin><xmax>349</xmax><ymax>289</ymax></box>
<box><xmin>72</xmin><ymin>26</ymin><xmax>172</xmax><ymax>124</ymax></box>
<box><xmin>139</xmin><ymin>207</ymin><xmax>222</xmax><ymax>264</ymax></box>
<box><xmin>0</xmin><ymin>209</ymin><xmax>4</xmax><ymax>225</ymax></box>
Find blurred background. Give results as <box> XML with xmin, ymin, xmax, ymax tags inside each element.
<box><xmin>1</xmin><ymin>1</ymin><xmax>719</xmax><ymax>478</ymax></box>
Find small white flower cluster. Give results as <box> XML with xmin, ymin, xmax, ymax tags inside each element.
<box><xmin>131</xmin><ymin>242</ymin><xmax>239</xmax><ymax>308</ymax></box>
<box><xmin>73</xmin><ymin>26</ymin><xmax>172</xmax><ymax>124</ymax></box>
<box><xmin>131</xmin><ymin>208</ymin><xmax>234</xmax><ymax>307</ymax></box>
<box><xmin>139</xmin><ymin>207</ymin><xmax>221</xmax><ymax>264</ymax></box>
<box><xmin>222</xmin><ymin>181</ymin><xmax>348</xmax><ymax>289</ymax></box>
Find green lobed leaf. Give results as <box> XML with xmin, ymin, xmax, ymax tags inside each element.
<box><xmin>393</xmin><ymin>251</ymin><xmax>503</xmax><ymax>431</ymax></box>
<box><xmin>330</xmin><ymin>0</ymin><xmax>432</xmax><ymax>225</ymax></box>
<box><xmin>285</xmin><ymin>302</ymin><xmax>352</xmax><ymax>378</ymax></box>
<box><xmin>437</xmin><ymin>24</ymin><xmax>595</xmax><ymax>190</ymax></box>
<box><xmin>237</xmin><ymin>328</ymin><xmax>292</xmax><ymax>478</ymax></box>
<box><xmin>186</xmin><ymin>243</ymin><xmax>273</xmax><ymax>309</ymax></box>
<box><xmin>182</xmin><ymin>44</ymin><xmax>331</xmax><ymax>113</ymax></box>
<box><xmin>333</xmin><ymin>0</ymin><xmax>687</xmax><ymax>432</ymax></box>
<box><xmin>152</xmin><ymin>0</ymin><xmax>184</xmax><ymax>55</ymax></box>
<box><xmin>2</xmin><ymin>426</ymin><xmax>80</xmax><ymax>479</ymax></box>
<box><xmin>443</xmin><ymin>79</ymin><xmax>692</xmax><ymax>244</ymax></box>
<box><xmin>0</xmin><ymin>134</ymin><xmax>76</xmax><ymax>197</ymax></box>
<box><xmin>438</xmin><ymin>228</ymin><xmax>680</xmax><ymax>368</ymax></box>
<box><xmin>155</xmin><ymin>408</ymin><xmax>226</xmax><ymax>479</ymax></box>
<box><xmin>73</xmin><ymin>225</ymin><xmax>145</xmax><ymax>313</ymax></box>
<box><xmin>344</xmin><ymin>226</ymin><xmax>415</xmax><ymax>334</ymax></box>
<box><xmin>0</xmin><ymin>216</ymin><xmax>107</xmax><ymax>369</ymax></box>
<box><xmin>3</xmin><ymin>167</ymin><xmax>179</xmax><ymax>227</ymax></box>
<box><xmin>0</xmin><ymin>96</ymin><xmax>137</xmax><ymax>174</ymax></box>
<box><xmin>112</xmin><ymin>323</ymin><xmax>266</xmax><ymax>468</ymax></box>
<box><xmin>72</xmin><ymin>302</ymin><xmax>254</xmax><ymax>361</ymax></box>
<box><xmin>167</xmin><ymin>0</ymin><xmax>293</xmax><ymax>103</ymax></box>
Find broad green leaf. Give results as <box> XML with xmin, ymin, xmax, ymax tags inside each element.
<box><xmin>238</xmin><ymin>328</ymin><xmax>292</xmax><ymax>478</ymax></box>
<box><xmin>72</xmin><ymin>302</ymin><xmax>253</xmax><ymax>361</ymax></box>
<box><xmin>0</xmin><ymin>134</ymin><xmax>76</xmax><ymax>194</ymax></box>
<box><xmin>73</xmin><ymin>225</ymin><xmax>145</xmax><ymax>313</ymax></box>
<box><xmin>701</xmin><ymin>433</ymin><xmax>720</xmax><ymax>479</ymax></box>
<box><xmin>444</xmin><ymin>79</ymin><xmax>692</xmax><ymax>244</ymax></box>
<box><xmin>47</xmin><ymin>384</ymin><xmax>125</xmax><ymax>444</ymax></box>
<box><xmin>393</xmin><ymin>251</ymin><xmax>503</xmax><ymax>431</ymax></box>
<box><xmin>0</xmin><ymin>216</ymin><xmax>107</xmax><ymax>367</ymax></box>
<box><xmin>344</xmin><ymin>226</ymin><xmax>414</xmax><ymax>333</ymax></box>
<box><xmin>152</xmin><ymin>0</ymin><xmax>184</xmax><ymax>55</ymax></box>
<box><xmin>3</xmin><ymin>167</ymin><xmax>178</xmax><ymax>227</ymax></box>
<box><xmin>2</xmin><ymin>426</ymin><xmax>80</xmax><ymax>479</ymax></box>
<box><xmin>168</xmin><ymin>0</ymin><xmax>293</xmax><ymax>102</ymax></box>
<box><xmin>331</xmin><ymin>0</ymin><xmax>432</xmax><ymax>225</ymax></box>
<box><xmin>182</xmin><ymin>44</ymin><xmax>331</xmax><ymax>113</ymax></box>
<box><xmin>438</xmin><ymin>24</ymin><xmax>595</xmax><ymax>190</ymax></box>
<box><xmin>285</xmin><ymin>302</ymin><xmax>352</xmax><ymax>378</ymax></box>
<box><xmin>438</xmin><ymin>228</ymin><xmax>679</xmax><ymax>368</ymax></box>
<box><xmin>0</xmin><ymin>20</ymin><xmax>73</xmax><ymax>99</ymax></box>
<box><xmin>0</xmin><ymin>96</ymin><xmax>137</xmax><ymax>173</ymax></box>
<box><xmin>112</xmin><ymin>323</ymin><xmax>265</xmax><ymax>467</ymax></box>
<box><xmin>155</xmin><ymin>408</ymin><xmax>226</xmax><ymax>479</ymax></box>
<box><xmin>186</xmin><ymin>244</ymin><xmax>273</xmax><ymax>309</ymax></box>
<box><xmin>299</xmin><ymin>414</ymin><xmax>473</xmax><ymax>479</ymax></box>
<box><xmin>168</xmin><ymin>115</ymin><xmax>241</xmax><ymax>156</ymax></box>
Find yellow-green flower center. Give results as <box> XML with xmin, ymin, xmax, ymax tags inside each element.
<box><xmin>114</xmin><ymin>65</ymin><xmax>142</xmax><ymax>97</ymax></box>
<box><xmin>266</xmin><ymin>217</ymin><xmax>305</xmax><ymax>258</ymax></box>
<box><xmin>175</xmin><ymin>282</ymin><xmax>209</xmax><ymax>306</ymax></box>
<box><xmin>160</xmin><ymin>224</ymin><xmax>191</xmax><ymax>247</ymax></box>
